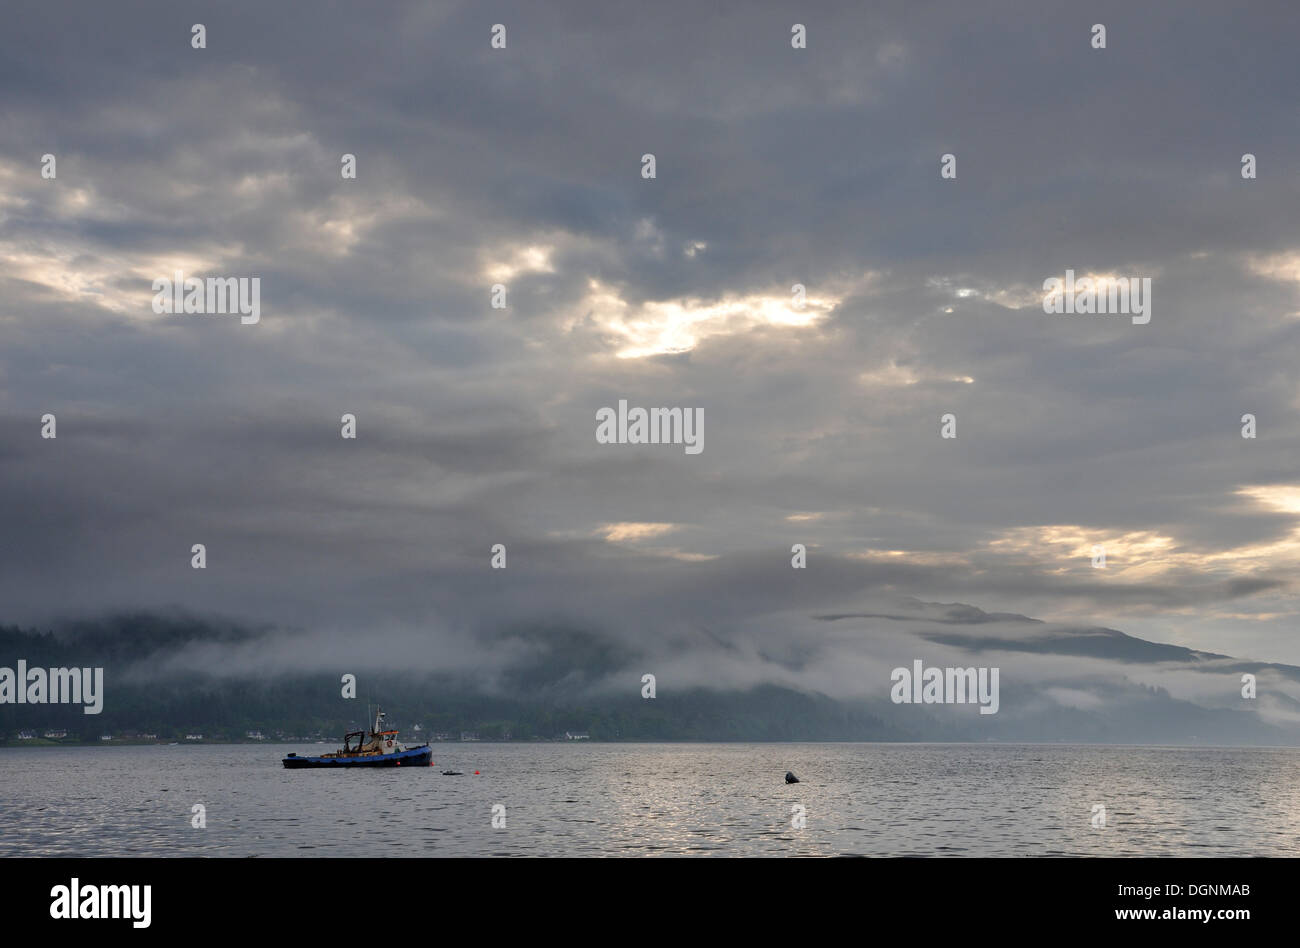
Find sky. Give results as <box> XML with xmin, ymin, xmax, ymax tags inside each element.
<box><xmin>3</xmin><ymin>0</ymin><xmax>1300</xmax><ymax>691</ymax></box>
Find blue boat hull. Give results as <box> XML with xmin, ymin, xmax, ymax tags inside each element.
<box><xmin>282</xmin><ymin>745</ymin><xmax>433</xmax><ymax>769</ymax></box>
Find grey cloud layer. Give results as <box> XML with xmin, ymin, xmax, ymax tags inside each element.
<box><xmin>2</xmin><ymin>1</ymin><xmax>1299</xmax><ymax>673</ymax></box>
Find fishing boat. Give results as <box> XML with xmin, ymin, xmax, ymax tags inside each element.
<box><xmin>282</xmin><ymin>706</ymin><xmax>433</xmax><ymax>769</ymax></box>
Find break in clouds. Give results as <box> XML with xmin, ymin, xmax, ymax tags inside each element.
<box><xmin>3</xmin><ymin>0</ymin><xmax>1300</xmax><ymax>719</ymax></box>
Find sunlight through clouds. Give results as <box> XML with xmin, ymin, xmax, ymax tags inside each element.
<box><xmin>575</xmin><ymin>279</ymin><xmax>840</xmax><ymax>358</ymax></box>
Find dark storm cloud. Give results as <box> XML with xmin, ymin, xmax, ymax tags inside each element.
<box><xmin>2</xmin><ymin>0</ymin><xmax>1300</xmax><ymax>685</ymax></box>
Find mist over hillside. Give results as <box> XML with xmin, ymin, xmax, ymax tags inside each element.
<box><xmin>3</xmin><ymin>599</ymin><xmax>1295</xmax><ymax>744</ymax></box>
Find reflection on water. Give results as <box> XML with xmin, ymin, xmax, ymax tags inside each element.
<box><xmin>2</xmin><ymin>743</ymin><xmax>1297</xmax><ymax>856</ymax></box>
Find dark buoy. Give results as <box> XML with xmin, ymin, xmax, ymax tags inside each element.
<box><xmin>785</xmin><ymin>771</ymin><xmax>800</xmax><ymax>784</ymax></box>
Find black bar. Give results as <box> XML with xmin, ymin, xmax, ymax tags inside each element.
<box><xmin>4</xmin><ymin>857</ymin><xmax>1274</xmax><ymax>935</ymax></box>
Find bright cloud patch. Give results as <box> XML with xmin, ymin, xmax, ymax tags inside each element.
<box><xmin>483</xmin><ymin>244</ymin><xmax>556</xmax><ymax>283</ymax></box>
<box><xmin>576</xmin><ymin>279</ymin><xmax>839</xmax><ymax>358</ymax></box>
<box><xmin>599</xmin><ymin>522</ymin><xmax>679</xmax><ymax>542</ymax></box>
